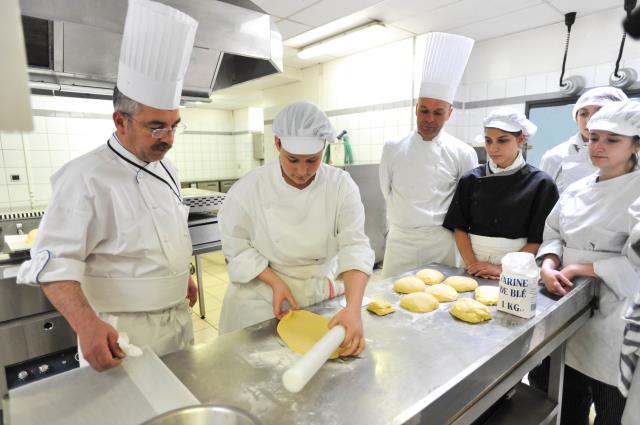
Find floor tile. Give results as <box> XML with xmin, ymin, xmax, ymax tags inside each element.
<box><xmin>205</xmin><ymin>284</ymin><xmax>228</xmax><ymax>301</ymax></box>
<box><xmin>204</xmin><ymin>307</ymin><xmax>222</xmax><ymax>329</ymax></box>
<box><xmin>191</xmin><ymin>314</ymin><xmax>212</xmax><ymax>332</ymax></box>
<box><xmin>193</xmin><ymin>326</ymin><xmax>218</xmax><ymax>345</ymax></box>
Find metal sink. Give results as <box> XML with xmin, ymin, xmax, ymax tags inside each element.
<box><xmin>141</xmin><ymin>405</ymin><xmax>262</xmax><ymax>425</ymax></box>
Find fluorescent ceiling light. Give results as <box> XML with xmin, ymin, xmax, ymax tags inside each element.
<box><xmin>297</xmin><ymin>22</ymin><xmax>388</xmax><ymax>60</ymax></box>
<box><xmin>285</xmin><ymin>14</ymin><xmax>369</xmax><ymax>48</ymax></box>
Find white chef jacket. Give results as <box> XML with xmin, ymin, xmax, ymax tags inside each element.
<box><xmin>18</xmin><ymin>134</ymin><xmax>193</xmax><ymax>355</ymax></box>
<box><xmin>627</xmin><ymin>198</ymin><xmax>640</xmax><ymax>268</ymax></box>
<box><xmin>621</xmin><ymin>197</ymin><xmax>640</xmax><ymax>424</ymax></box>
<box><xmin>537</xmin><ymin>169</ymin><xmax>640</xmax><ymax>386</ymax></box>
<box><xmin>539</xmin><ymin>133</ymin><xmax>596</xmax><ymax>194</ymax></box>
<box><xmin>218</xmin><ymin>160</ymin><xmax>374</xmax><ymax>333</ymax></box>
<box><xmin>379</xmin><ymin>129</ymin><xmax>478</xmax><ymax>276</ymax></box>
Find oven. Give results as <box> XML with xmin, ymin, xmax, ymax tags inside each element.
<box><xmin>0</xmin><ymin>211</ymin><xmax>78</xmax><ymax>400</ymax></box>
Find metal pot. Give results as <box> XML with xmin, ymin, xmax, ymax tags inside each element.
<box><xmin>141</xmin><ymin>404</ymin><xmax>262</xmax><ymax>425</ymax></box>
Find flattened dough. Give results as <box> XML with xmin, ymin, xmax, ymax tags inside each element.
<box><xmin>415</xmin><ymin>268</ymin><xmax>445</xmax><ymax>285</ymax></box>
<box><xmin>277</xmin><ymin>310</ymin><xmax>339</xmax><ymax>359</ymax></box>
<box><xmin>393</xmin><ymin>276</ymin><xmax>425</xmax><ymax>294</ymax></box>
<box><xmin>26</xmin><ymin>229</ymin><xmax>38</xmax><ymax>245</ymax></box>
<box><xmin>425</xmin><ymin>284</ymin><xmax>458</xmax><ymax>302</ymax></box>
<box><xmin>367</xmin><ymin>300</ymin><xmax>395</xmax><ymax>316</ymax></box>
<box><xmin>444</xmin><ymin>276</ymin><xmax>478</xmax><ymax>292</ymax></box>
<box><xmin>475</xmin><ymin>286</ymin><xmax>499</xmax><ymax>306</ymax></box>
<box><xmin>450</xmin><ymin>298</ymin><xmax>492</xmax><ymax>323</ymax></box>
<box><xmin>400</xmin><ymin>292</ymin><xmax>439</xmax><ymax>313</ymax></box>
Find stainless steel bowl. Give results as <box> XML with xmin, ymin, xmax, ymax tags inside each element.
<box><xmin>141</xmin><ymin>404</ymin><xmax>262</xmax><ymax>425</ymax></box>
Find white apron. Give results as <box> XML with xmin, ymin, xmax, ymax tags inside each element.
<box><xmin>218</xmin><ymin>174</ymin><xmax>344</xmax><ymax>334</ymax></box>
<box><xmin>382</xmin><ymin>224</ymin><xmax>457</xmax><ymax>279</ymax></box>
<box><xmin>468</xmin><ymin>234</ymin><xmax>527</xmax><ymax>265</ymax></box>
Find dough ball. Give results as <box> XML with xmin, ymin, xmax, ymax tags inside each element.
<box><xmin>26</xmin><ymin>229</ymin><xmax>38</xmax><ymax>245</ymax></box>
<box><xmin>475</xmin><ymin>286</ymin><xmax>499</xmax><ymax>306</ymax></box>
<box><xmin>450</xmin><ymin>298</ymin><xmax>492</xmax><ymax>323</ymax></box>
<box><xmin>393</xmin><ymin>276</ymin><xmax>425</xmax><ymax>294</ymax></box>
<box><xmin>425</xmin><ymin>284</ymin><xmax>458</xmax><ymax>302</ymax></box>
<box><xmin>400</xmin><ymin>292</ymin><xmax>439</xmax><ymax>313</ymax></box>
<box><xmin>444</xmin><ymin>276</ymin><xmax>478</xmax><ymax>292</ymax></box>
<box><xmin>415</xmin><ymin>268</ymin><xmax>445</xmax><ymax>285</ymax></box>
<box><xmin>367</xmin><ymin>300</ymin><xmax>395</xmax><ymax>316</ymax></box>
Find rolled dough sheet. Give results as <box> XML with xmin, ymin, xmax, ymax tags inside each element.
<box><xmin>277</xmin><ymin>310</ymin><xmax>340</xmax><ymax>359</ymax></box>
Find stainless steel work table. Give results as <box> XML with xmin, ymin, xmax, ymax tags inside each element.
<box><xmin>162</xmin><ymin>264</ymin><xmax>595</xmax><ymax>425</ymax></box>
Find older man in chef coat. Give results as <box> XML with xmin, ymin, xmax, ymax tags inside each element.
<box><xmin>18</xmin><ymin>0</ymin><xmax>199</xmax><ymax>372</ymax></box>
<box><xmin>379</xmin><ymin>32</ymin><xmax>478</xmax><ymax>278</ymax></box>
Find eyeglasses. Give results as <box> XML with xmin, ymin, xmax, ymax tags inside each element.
<box><xmin>123</xmin><ymin>113</ymin><xmax>187</xmax><ymax>139</ymax></box>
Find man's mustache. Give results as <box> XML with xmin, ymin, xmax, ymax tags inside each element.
<box><xmin>152</xmin><ymin>142</ymin><xmax>172</xmax><ymax>151</ymax></box>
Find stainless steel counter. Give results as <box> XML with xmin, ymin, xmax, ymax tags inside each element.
<box><xmin>162</xmin><ymin>264</ymin><xmax>595</xmax><ymax>425</ymax></box>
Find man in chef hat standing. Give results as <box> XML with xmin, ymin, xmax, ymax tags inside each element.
<box><xmin>17</xmin><ymin>0</ymin><xmax>199</xmax><ymax>372</ymax></box>
<box><xmin>379</xmin><ymin>32</ymin><xmax>478</xmax><ymax>278</ymax></box>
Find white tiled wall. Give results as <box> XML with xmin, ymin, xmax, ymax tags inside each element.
<box><xmin>458</xmin><ymin>7</ymin><xmax>640</xmax><ymax>146</ymax></box>
<box><xmin>0</xmin><ymin>96</ymin><xmax>249</xmax><ymax>211</ymax></box>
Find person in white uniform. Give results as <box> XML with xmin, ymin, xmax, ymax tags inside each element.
<box><xmin>218</xmin><ymin>102</ymin><xmax>374</xmax><ymax>356</ymax></box>
<box><xmin>620</xmin><ymin>198</ymin><xmax>640</xmax><ymax>425</ymax></box>
<box><xmin>539</xmin><ymin>86</ymin><xmax>628</xmax><ymax>194</ymax></box>
<box><xmin>17</xmin><ymin>0</ymin><xmax>199</xmax><ymax>372</ymax></box>
<box><xmin>444</xmin><ymin>109</ymin><xmax>558</xmax><ymax>279</ymax></box>
<box><xmin>535</xmin><ymin>101</ymin><xmax>640</xmax><ymax>424</ymax></box>
<box><xmin>379</xmin><ymin>32</ymin><xmax>478</xmax><ymax>278</ymax></box>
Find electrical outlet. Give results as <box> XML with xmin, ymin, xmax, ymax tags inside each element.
<box><xmin>10</xmin><ymin>174</ymin><xmax>20</xmax><ymax>182</ymax></box>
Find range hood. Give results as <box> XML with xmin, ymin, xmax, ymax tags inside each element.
<box><xmin>19</xmin><ymin>0</ymin><xmax>283</xmax><ymax>102</ymax></box>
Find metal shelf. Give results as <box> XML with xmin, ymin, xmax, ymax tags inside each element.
<box><xmin>483</xmin><ymin>383</ymin><xmax>557</xmax><ymax>425</ymax></box>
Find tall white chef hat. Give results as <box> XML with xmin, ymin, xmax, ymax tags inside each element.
<box><xmin>116</xmin><ymin>0</ymin><xmax>198</xmax><ymax>110</ymax></box>
<box><xmin>587</xmin><ymin>101</ymin><xmax>640</xmax><ymax>137</ymax></box>
<box><xmin>484</xmin><ymin>107</ymin><xmax>538</xmax><ymax>140</ymax></box>
<box><xmin>419</xmin><ymin>32</ymin><xmax>474</xmax><ymax>104</ymax></box>
<box><xmin>571</xmin><ymin>86</ymin><xmax>628</xmax><ymax>122</ymax></box>
<box><xmin>273</xmin><ymin>102</ymin><xmax>336</xmax><ymax>155</ymax></box>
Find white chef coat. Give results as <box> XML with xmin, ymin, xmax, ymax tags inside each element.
<box><xmin>539</xmin><ymin>133</ymin><xmax>596</xmax><ymax>194</ymax></box>
<box><xmin>18</xmin><ymin>134</ymin><xmax>194</xmax><ymax>356</ymax></box>
<box><xmin>537</xmin><ymin>169</ymin><xmax>640</xmax><ymax>386</ymax></box>
<box><xmin>379</xmin><ymin>129</ymin><xmax>478</xmax><ymax>277</ymax></box>
<box><xmin>218</xmin><ymin>160</ymin><xmax>374</xmax><ymax>334</ymax></box>
<box><xmin>627</xmin><ymin>198</ymin><xmax>640</xmax><ymax>268</ymax></box>
<box><xmin>621</xmin><ymin>197</ymin><xmax>640</xmax><ymax>424</ymax></box>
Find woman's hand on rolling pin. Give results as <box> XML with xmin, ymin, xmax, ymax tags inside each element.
<box><xmin>271</xmin><ymin>279</ymin><xmax>300</xmax><ymax>319</ymax></box>
<box><xmin>329</xmin><ymin>307</ymin><xmax>365</xmax><ymax>357</ymax></box>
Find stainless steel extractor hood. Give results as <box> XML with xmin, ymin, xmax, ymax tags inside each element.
<box><xmin>19</xmin><ymin>0</ymin><xmax>283</xmax><ymax>102</ymax></box>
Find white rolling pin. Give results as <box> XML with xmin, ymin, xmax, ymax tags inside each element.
<box><xmin>282</xmin><ymin>325</ymin><xmax>345</xmax><ymax>393</ymax></box>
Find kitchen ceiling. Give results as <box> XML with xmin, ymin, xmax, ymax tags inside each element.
<box><xmin>204</xmin><ymin>0</ymin><xmax>626</xmax><ymax>109</ymax></box>
<box><xmin>259</xmin><ymin>0</ymin><xmax>624</xmax><ymax>68</ymax></box>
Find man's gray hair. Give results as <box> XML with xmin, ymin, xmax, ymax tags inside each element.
<box><xmin>113</xmin><ymin>86</ymin><xmax>142</xmax><ymax>115</ymax></box>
